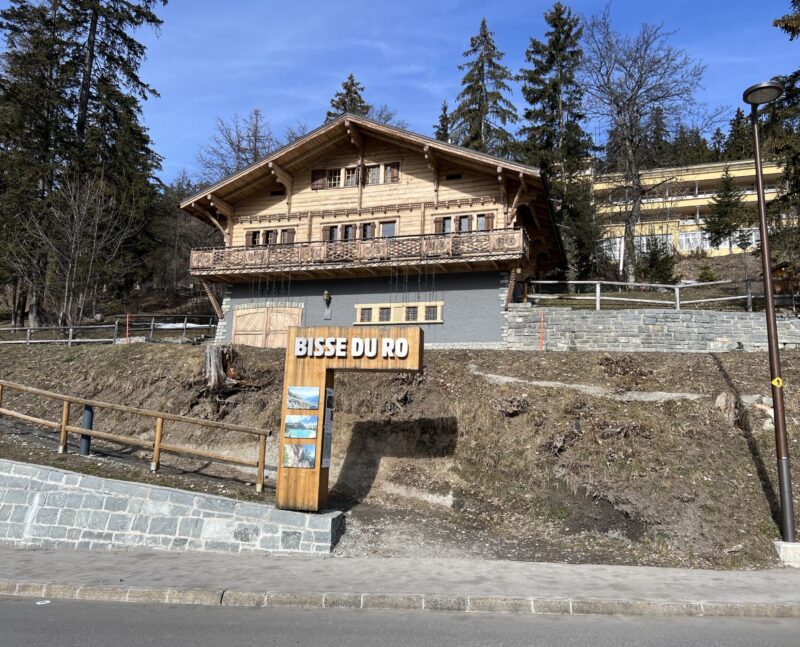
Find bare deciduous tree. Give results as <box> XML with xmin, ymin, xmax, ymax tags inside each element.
<box><xmin>196</xmin><ymin>107</ymin><xmax>280</xmax><ymax>185</ymax></box>
<box><xmin>580</xmin><ymin>9</ymin><xmax>704</xmax><ymax>281</ymax></box>
<box><xmin>9</xmin><ymin>175</ymin><xmax>136</xmax><ymax>326</ymax></box>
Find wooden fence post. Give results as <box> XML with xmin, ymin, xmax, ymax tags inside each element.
<box><xmin>113</xmin><ymin>319</ymin><xmax>119</xmax><ymax>345</ymax></box>
<box><xmin>26</xmin><ymin>329</ymin><xmax>31</xmax><ymax>346</ymax></box>
<box><xmin>149</xmin><ymin>317</ymin><xmax>155</xmax><ymax>339</ymax></box>
<box><xmin>674</xmin><ymin>286</ymin><xmax>681</xmax><ymax>311</ymax></box>
<box><xmin>256</xmin><ymin>435</ymin><xmax>267</xmax><ymax>493</ymax></box>
<box><xmin>68</xmin><ymin>327</ymin><xmax>73</xmax><ymax>347</ymax></box>
<box><xmin>151</xmin><ymin>417</ymin><xmax>164</xmax><ymax>472</ymax></box>
<box><xmin>182</xmin><ymin>316</ymin><xmax>188</xmax><ymax>338</ymax></box>
<box><xmin>58</xmin><ymin>401</ymin><xmax>70</xmax><ymax>453</ymax></box>
<box><xmin>595</xmin><ymin>282</ymin><xmax>602</xmax><ymax>311</ymax></box>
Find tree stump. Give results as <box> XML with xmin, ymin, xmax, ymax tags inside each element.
<box><xmin>204</xmin><ymin>345</ymin><xmax>232</xmax><ymax>392</ymax></box>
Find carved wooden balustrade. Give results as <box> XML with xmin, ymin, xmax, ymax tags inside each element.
<box><xmin>190</xmin><ymin>229</ymin><xmax>529</xmax><ymax>278</ymax></box>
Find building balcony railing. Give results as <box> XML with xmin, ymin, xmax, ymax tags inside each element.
<box><xmin>190</xmin><ymin>229</ymin><xmax>529</xmax><ymax>279</ymax></box>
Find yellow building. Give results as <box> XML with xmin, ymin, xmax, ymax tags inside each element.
<box><xmin>593</xmin><ymin>159</ymin><xmax>783</xmax><ymax>258</ymax></box>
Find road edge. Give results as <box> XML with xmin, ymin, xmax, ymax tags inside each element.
<box><xmin>2</xmin><ymin>580</ymin><xmax>800</xmax><ymax>618</ymax></box>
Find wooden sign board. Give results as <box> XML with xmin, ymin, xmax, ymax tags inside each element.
<box><xmin>276</xmin><ymin>326</ymin><xmax>423</xmax><ymax>512</ymax></box>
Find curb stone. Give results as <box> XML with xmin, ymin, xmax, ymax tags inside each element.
<box><xmin>2</xmin><ymin>580</ymin><xmax>800</xmax><ymax>618</ymax></box>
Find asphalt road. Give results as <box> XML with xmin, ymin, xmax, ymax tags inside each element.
<box><xmin>3</xmin><ymin>597</ymin><xmax>800</xmax><ymax>647</ymax></box>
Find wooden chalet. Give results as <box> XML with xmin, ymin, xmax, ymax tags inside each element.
<box><xmin>181</xmin><ymin>113</ymin><xmax>565</xmax><ymax>348</ymax></box>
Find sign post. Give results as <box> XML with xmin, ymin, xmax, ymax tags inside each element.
<box><xmin>276</xmin><ymin>326</ymin><xmax>423</xmax><ymax>512</ymax></box>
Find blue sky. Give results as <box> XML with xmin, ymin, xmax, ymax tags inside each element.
<box><xmin>134</xmin><ymin>1</ymin><xmax>798</xmax><ymax>182</ymax></box>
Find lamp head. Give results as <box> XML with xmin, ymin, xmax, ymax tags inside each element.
<box><xmin>743</xmin><ymin>81</ymin><xmax>784</xmax><ymax>106</ymax></box>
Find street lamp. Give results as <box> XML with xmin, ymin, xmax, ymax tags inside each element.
<box><xmin>743</xmin><ymin>80</ymin><xmax>796</xmax><ymax>543</ymax></box>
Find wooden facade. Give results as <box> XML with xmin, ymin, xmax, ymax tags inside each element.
<box><xmin>181</xmin><ymin>114</ymin><xmax>565</xmax><ymax>290</ymax></box>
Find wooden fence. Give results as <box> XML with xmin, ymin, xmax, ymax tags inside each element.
<box><xmin>0</xmin><ymin>379</ymin><xmax>271</xmax><ymax>493</ymax></box>
<box><xmin>528</xmin><ymin>279</ymin><xmax>762</xmax><ymax>311</ymax></box>
<box><xmin>0</xmin><ymin>314</ymin><xmax>217</xmax><ymax>346</ymax></box>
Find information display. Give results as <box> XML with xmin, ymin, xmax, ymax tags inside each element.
<box><xmin>276</xmin><ymin>326</ymin><xmax>423</xmax><ymax>512</ymax></box>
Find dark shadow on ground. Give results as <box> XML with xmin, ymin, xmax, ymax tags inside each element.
<box><xmin>329</xmin><ymin>416</ymin><xmax>458</xmax><ymax>512</ymax></box>
<box><xmin>712</xmin><ymin>354</ymin><xmax>781</xmax><ymax>528</ymax></box>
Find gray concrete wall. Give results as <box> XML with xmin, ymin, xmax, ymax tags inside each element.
<box><xmin>0</xmin><ymin>459</ymin><xmax>343</xmax><ymax>555</ymax></box>
<box><xmin>222</xmin><ymin>271</ymin><xmax>509</xmax><ymax>344</ymax></box>
<box><xmin>504</xmin><ymin>304</ymin><xmax>800</xmax><ymax>352</ymax></box>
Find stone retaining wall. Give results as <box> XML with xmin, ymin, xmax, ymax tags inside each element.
<box><xmin>504</xmin><ymin>304</ymin><xmax>800</xmax><ymax>352</ymax></box>
<box><xmin>0</xmin><ymin>459</ymin><xmax>343</xmax><ymax>555</ymax></box>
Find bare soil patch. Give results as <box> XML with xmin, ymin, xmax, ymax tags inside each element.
<box><xmin>0</xmin><ymin>344</ymin><xmax>797</xmax><ymax>568</ymax></box>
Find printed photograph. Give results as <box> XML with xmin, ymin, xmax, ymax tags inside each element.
<box><xmin>287</xmin><ymin>386</ymin><xmax>320</xmax><ymax>410</ymax></box>
<box><xmin>284</xmin><ymin>415</ymin><xmax>319</xmax><ymax>439</ymax></box>
<box><xmin>282</xmin><ymin>443</ymin><xmax>316</xmax><ymax>469</ymax></box>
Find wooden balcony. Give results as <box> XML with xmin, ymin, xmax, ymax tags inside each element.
<box><xmin>190</xmin><ymin>229</ymin><xmax>530</xmax><ymax>281</ymax></box>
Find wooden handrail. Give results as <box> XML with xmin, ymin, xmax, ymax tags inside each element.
<box><xmin>0</xmin><ymin>379</ymin><xmax>270</xmax><ymax>437</ymax></box>
<box><xmin>0</xmin><ymin>378</ymin><xmax>272</xmax><ymax>494</ymax></box>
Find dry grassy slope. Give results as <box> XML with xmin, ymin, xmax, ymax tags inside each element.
<box><xmin>0</xmin><ymin>344</ymin><xmax>798</xmax><ymax>569</ymax></box>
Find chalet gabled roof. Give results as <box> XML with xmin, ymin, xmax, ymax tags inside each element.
<box><xmin>180</xmin><ymin>113</ymin><xmax>544</xmax><ymax>210</ymax></box>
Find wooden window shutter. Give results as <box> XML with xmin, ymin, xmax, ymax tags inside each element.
<box><xmin>434</xmin><ymin>218</ymin><xmax>443</xmax><ymax>234</ymax></box>
<box><xmin>485</xmin><ymin>214</ymin><xmax>494</xmax><ymax>231</ymax></box>
<box><xmin>285</xmin><ymin>229</ymin><xmax>296</xmax><ymax>244</ymax></box>
<box><xmin>322</xmin><ymin>226</ymin><xmax>331</xmax><ymax>242</ymax></box>
<box><xmin>311</xmin><ymin>169</ymin><xmax>326</xmax><ymax>190</ymax></box>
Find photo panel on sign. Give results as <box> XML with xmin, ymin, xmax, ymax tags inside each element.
<box><xmin>284</xmin><ymin>414</ymin><xmax>319</xmax><ymax>439</ymax></box>
<box><xmin>282</xmin><ymin>443</ymin><xmax>316</xmax><ymax>469</ymax></box>
<box><xmin>287</xmin><ymin>386</ymin><xmax>320</xmax><ymax>410</ymax></box>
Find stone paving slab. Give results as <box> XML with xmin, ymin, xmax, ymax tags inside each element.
<box><xmin>2</xmin><ymin>547</ymin><xmax>800</xmax><ymax>618</ymax></box>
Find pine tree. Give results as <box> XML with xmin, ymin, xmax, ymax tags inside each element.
<box><xmin>710</xmin><ymin>128</ymin><xmax>726</xmax><ymax>161</ymax></box>
<box><xmin>703</xmin><ymin>165</ymin><xmax>750</xmax><ymax>248</ymax></box>
<box><xmin>775</xmin><ymin>0</ymin><xmax>800</xmax><ymax>39</ymax></box>
<box><xmin>670</xmin><ymin>125</ymin><xmax>711</xmax><ymax>166</ymax></box>
<box><xmin>452</xmin><ymin>18</ymin><xmax>517</xmax><ymax>155</ymax></box>
<box><xmin>519</xmin><ymin>2</ymin><xmax>589</xmax><ymax>172</ymax></box>
<box><xmin>326</xmin><ymin>74</ymin><xmax>370</xmax><ymax>121</ymax></box>
<box><xmin>518</xmin><ymin>2</ymin><xmax>601</xmax><ymax>278</ymax></box>
<box><xmin>0</xmin><ymin>0</ymin><xmax>165</xmax><ymax>325</ymax></box>
<box><xmin>434</xmin><ymin>100</ymin><xmax>451</xmax><ymax>142</ymax></box>
<box><xmin>0</xmin><ymin>0</ymin><xmax>77</xmax><ymax>325</ymax></box>
<box><xmin>324</xmin><ymin>74</ymin><xmax>406</xmax><ymax>126</ymax></box>
<box><xmin>644</xmin><ymin>106</ymin><xmax>672</xmax><ymax>166</ymax></box>
<box><xmin>724</xmin><ymin>108</ymin><xmax>754</xmax><ymax>160</ymax></box>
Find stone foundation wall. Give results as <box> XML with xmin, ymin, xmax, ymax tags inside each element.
<box><xmin>0</xmin><ymin>459</ymin><xmax>343</xmax><ymax>555</ymax></box>
<box><xmin>504</xmin><ymin>304</ymin><xmax>800</xmax><ymax>352</ymax></box>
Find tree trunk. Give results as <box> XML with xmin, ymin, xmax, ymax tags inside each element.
<box><xmin>204</xmin><ymin>345</ymin><xmax>232</xmax><ymax>392</ymax></box>
<box><xmin>75</xmin><ymin>4</ymin><xmax>99</xmax><ymax>146</ymax></box>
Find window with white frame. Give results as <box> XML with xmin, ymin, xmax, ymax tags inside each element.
<box><xmin>344</xmin><ymin>167</ymin><xmax>359</xmax><ymax>187</ymax></box>
<box><xmin>366</xmin><ymin>165</ymin><xmax>381</xmax><ymax>185</ymax></box>
<box><xmin>355</xmin><ymin>302</ymin><xmax>444</xmax><ymax>325</ymax></box>
<box><xmin>326</xmin><ymin>169</ymin><xmax>341</xmax><ymax>188</ymax></box>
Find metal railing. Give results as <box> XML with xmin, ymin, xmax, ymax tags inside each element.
<box><xmin>528</xmin><ymin>279</ymin><xmax>762</xmax><ymax>311</ymax></box>
<box><xmin>0</xmin><ymin>379</ymin><xmax>271</xmax><ymax>493</ymax></box>
<box><xmin>0</xmin><ymin>315</ymin><xmax>217</xmax><ymax>346</ymax></box>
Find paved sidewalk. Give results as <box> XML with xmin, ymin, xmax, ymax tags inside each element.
<box><xmin>2</xmin><ymin>547</ymin><xmax>800</xmax><ymax>617</ymax></box>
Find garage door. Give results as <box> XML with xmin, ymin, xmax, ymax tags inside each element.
<box><xmin>232</xmin><ymin>307</ymin><xmax>302</xmax><ymax>348</ymax></box>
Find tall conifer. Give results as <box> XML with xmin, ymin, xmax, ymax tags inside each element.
<box><xmin>519</xmin><ymin>3</ymin><xmax>602</xmax><ymax>279</ymax></box>
<box><xmin>452</xmin><ymin>18</ymin><xmax>517</xmax><ymax>155</ymax></box>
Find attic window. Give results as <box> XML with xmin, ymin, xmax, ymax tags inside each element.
<box><xmin>445</xmin><ymin>173</ymin><xmax>463</xmax><ymax>181</ymax></box>
<box><xmin>384</xmin><ymin>162</ymin><xmax>400</xmax><ymax>184</ymax></box>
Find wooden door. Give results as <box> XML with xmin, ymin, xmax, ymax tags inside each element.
<box><xmin>232</xmin><ymin>306</ymin><xmax>302</xmax><ymax>348</ymax></box>
<box><xmin>232</xmin><ymin>308</ymin><xmax>268</xmax><ymax>347</ymax></box>
<box><xmin>265</xmin><ymin>307</ymin><xmax>302</xmax><ymax>348</ymax></box>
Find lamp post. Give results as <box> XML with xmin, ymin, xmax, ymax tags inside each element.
<box><xmin>743</xmin><ymin>80</ymin><xmax>796</xmax><ymax>543</ymax></box>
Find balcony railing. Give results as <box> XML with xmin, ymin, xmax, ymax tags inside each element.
<box><xmin>190</xmin><ymin>229</ymin><xmax>529</xmax><ymax>277</ymax></box>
